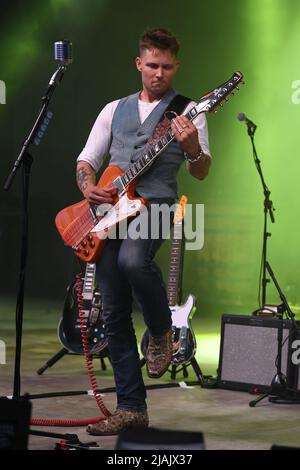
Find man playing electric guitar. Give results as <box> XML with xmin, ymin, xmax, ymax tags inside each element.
<box><xmin>76</xmin><ymin>28</ymin><xmax>211</xmax><ymax>435</ymax></box>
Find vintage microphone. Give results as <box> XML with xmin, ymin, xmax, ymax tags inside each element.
<box><xmin>54</xmin><ymin>40</ymin><xmax>73</xmax><ymax>65</ymax></box>
<box><xmin>4</xmin><ymin>40</ymin><xmax>73</xmax><ymax>190</ymax></box>
<box><xmin>48</xmin><ymin>40</ymin><xmax>73</xmax><ymax>89</ymax></box>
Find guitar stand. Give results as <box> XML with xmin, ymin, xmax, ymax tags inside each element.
<box><xmin>37</xmin><ymin>348</ymin><xmax>109</xmax><ymax>375</ymax></box>
<box><xmin>168</xmin><ymin>357</ymin><xmax>206</xmax><ymax>385</ymax></box>
<box><xmin>170</xmin><ymin>364</ymin><xmax>189</xmax><ymax>380</ymax></box>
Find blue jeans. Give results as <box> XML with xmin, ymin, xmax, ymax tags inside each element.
<box><xmin>96</xmin><ymin>198</ymin><xmax>174</xmax><ymax>410</ymax></box>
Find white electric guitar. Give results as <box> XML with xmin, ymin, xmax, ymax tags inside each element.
<box><xmin>141</xmin><ymin>195</ymin><xmax>197</xmax><ymax>366</ymax></box>
<box><xmin>168</xmin><ymin>195</ymin><xmax>197</xmax><ymax>365</ymax></box>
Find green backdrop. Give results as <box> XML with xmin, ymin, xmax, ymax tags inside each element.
<box><xmin>1</xmin><ymin>0</ymin><xmax>299</xmax><ymax>321</ymax></box>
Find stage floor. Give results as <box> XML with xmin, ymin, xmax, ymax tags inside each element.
<box><xmin>1</xmin><ymin>298</ymin><xmax>300</xmax><ymax>450</ymax></box>
<box><xmin>1</xmin><ymin>373</ymin><xmax>300</xmax><ymax>450</ymax></box>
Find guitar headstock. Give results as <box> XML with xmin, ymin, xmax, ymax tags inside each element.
<box><xmin>196</xmin><ymin>71</ymin><xmax>244</xmax><ymax>114</ymax></box>
<box><xmin>174</xmin><ymin>195</ymin><xmax>188</xmax><ymax>224</ymax></box>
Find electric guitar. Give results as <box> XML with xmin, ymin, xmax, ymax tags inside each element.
<box><xmin>141</xmin><ymin>195</ymin><xmax>197</xmax><ymax>366</ymax></box>
<box><xmin>58</xmin><ymin>262</ymin><xmax>108</xmax><ymax>355</ymax></box>
<box><xmin>55</xmin><ymin>72</ymin><xmax>244</xmax><ymax>262</ymax></box>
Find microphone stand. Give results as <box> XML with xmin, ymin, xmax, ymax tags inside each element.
<box><xmin>245</xmin><ymin>121</ymin><xmax>275</xmax><ymax>309</ymax></box>
<box><xmin>3</xmin><ymin>64</ymin><xmax>68</xmax><ymax>400</ymax></box>
<box><xmin>249</xmin><ymin>261</ymin><xmax>300</xmax><ymax>407</ymax></box>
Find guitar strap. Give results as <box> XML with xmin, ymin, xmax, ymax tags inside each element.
<box><xmin>147</xmin><ymin>94</ymin><xmax>191</xmax><ymax>147</ymax></box>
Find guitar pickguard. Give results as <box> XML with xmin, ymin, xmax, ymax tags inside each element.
<box><xmin>91</xmin><ymin>194</ymin><xmax>147</xmax><ymax>239</ymax></box>
<box><xmin>170</xmin><ymin>295</ymin><xmax>197</xmax><ymax>365</ymax></box>
<box><xmin>170</xmin><ymin>294</ymin><xmax>195</xmax><ymax>328</ymax></box>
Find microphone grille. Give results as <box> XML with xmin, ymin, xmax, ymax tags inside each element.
<box><xmin>54</xmin><ymin>40</ymin><xmax>73</xmax><ymax>65</ymax></box>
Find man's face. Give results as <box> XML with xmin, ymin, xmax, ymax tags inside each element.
<box><xmin>136</xmin><ymin>48</ymin><xmax>179</xmax><ymax>98</ymax></box>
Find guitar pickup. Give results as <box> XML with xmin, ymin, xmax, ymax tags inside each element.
<box><xmin>89</xmin><ymin>205</ymin><xmax>98</xmax><ymax>224</ymax></box>
<box><xmin>179</xmin><ymin>326</ymin><xmax>187</xmax><ymax>353</ymax></box>
<box><xmin>113</xmin><ymin>176</ymin><xmax>125</xmax><ymax>195</ymax></box>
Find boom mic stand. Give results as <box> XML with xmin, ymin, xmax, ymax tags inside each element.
<box><xmin>239</xmin><ymin>115</ymin><xmax>275</xmax><ymax>308</ymax></box>
<box><xmin>3</xmin><ymin>41</ymin><xmax>72</xmax><ymax>401</ymax></box>
<box><xmin>249</xmin><ymin>261</ymin><xmax>300</xmax><ymax>407</ymax></box>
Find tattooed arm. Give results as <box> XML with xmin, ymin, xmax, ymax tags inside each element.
<box><xmin>76</xmin><ymin>161</ymin><xmax>117</xmax><ymax>204</ymax></box>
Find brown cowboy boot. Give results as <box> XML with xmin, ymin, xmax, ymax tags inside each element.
<box><xmin>86</xmin><ymin>408</ymin><xmax>149</xmax><ymax>436</ymax></box>
<box><xmin>146</xmin><ymin>327</ymin><xmax>173</xmax><ymax>378</ymax></box>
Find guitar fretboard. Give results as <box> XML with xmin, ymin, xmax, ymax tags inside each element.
<box><xmin>82</xmin><ymin>263</ymin><xmax>96</xmax><ymax>298</ymax></box>
<box><xmin>167</xmin><ymin>221</ymin><xmax>184</xmax><ymax>306</ymax></box>
<box><xmin>119</xmin><ymin>106</ymin><xmax>199</xmax><ymax>189</ymax></box>
<box><xmin>116</xmin><ymin>71</ymin><xmax>243</xmax><ymax>192</ymax></box>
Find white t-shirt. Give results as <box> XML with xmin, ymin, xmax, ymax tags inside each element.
<box><xmin>77</xmin><ymin>97</ymin><xmax>211</xmax><ymax>172</ymax></box>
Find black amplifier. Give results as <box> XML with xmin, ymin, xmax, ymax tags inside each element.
<box><xmin>217</xmin><ymin>314</ymin><xmax>297</xmax><ymax>393</ymax></box>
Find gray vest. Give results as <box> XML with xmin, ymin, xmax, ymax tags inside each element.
<box><xmin>109</xmin><ymin>89</ymin><xmax>186</xmax><ymax>200</ymax></box>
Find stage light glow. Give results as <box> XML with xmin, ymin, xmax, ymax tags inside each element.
<box><xmin>1</xmin><ymin>0</ymin><xmax>299</xmax><ymax>323</ymax></box>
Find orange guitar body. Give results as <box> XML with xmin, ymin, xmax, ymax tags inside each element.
<box><xmin>55</xmin><ymin>165</ymin><xmax>147</xmax><ymax>262</ymax></box>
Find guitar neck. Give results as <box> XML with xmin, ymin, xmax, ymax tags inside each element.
<box><xmin>82</xmin><ymin>262</ymin><xmax>96</xmax><ymax>300</ymax></box>
<box><xmin>167</xmin><ymin>220</ymin><xmax>185</xmax><ymax>306</ymax></box>
<box><xmin>114</xmin><ymin>71</ymin><xmax>244</xmax><ymax>194</ymax></box>
<box><xmin>118</xmin><ymin>105</ymin><xmax>201</xmax><ymax>191</ymax></box>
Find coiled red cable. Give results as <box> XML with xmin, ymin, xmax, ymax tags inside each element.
<box><xmin>31</xmin><ymin>416</ymin><xmax>105</xmax><ymax>427</ymax></box>
<box><xmin>31</xmin><ymin>271</ymin><xmax>112</xmax><ymax>427</ymax></box>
